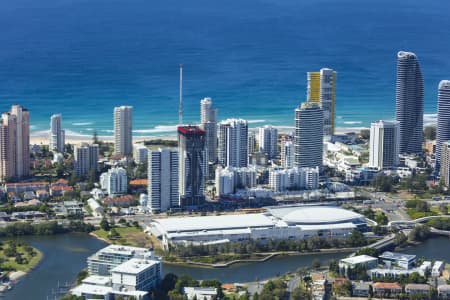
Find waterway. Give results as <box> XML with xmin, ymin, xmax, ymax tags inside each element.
<box><xmin>4</xmin><ymin>233</ymin><xmax>107</xmax><ymax>300</ymax></box>
<box><xmin>4</xmin><ymin>234</ymin><xmax>450</xmax><ymax>299</ymax></box>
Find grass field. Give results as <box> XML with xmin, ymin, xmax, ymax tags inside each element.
<box><xmin>93</xmin><ymin>226</ymin><xmax>153</xmax><ymax>248</ymax></box>
<box><xmin>0</xmin><ymin>242</ymin><xmax>43</xmax><ymax>273</ymax></box>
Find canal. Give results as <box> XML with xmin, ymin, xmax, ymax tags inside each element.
<box><xmin>4</xmin><ymin>234</ymin><xmax>450</xmax><ymax>299</ymax></box>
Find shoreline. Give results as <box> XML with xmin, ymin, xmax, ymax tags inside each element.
<box><xmin>30</xmin><ymin>126</ymin><xmax>367</xmax><ymax>145</ymax></box>
<box><xmin>163</xmin><ymin>247</ymin><xmax>357</xmax><ymax>268</ymax></box>
<box><xmin>1</xmin><ymin>246</ymin><xmax>44</xmax><ymax>294</ymax></box>
<box><xmin>89</xmin><ymin>229</ymin><xmax>356</xmax><ymax>268</ymax></box>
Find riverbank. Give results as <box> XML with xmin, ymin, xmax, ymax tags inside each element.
<box><xmin>0</xmin><ymin>241</ymin><xmax>44</xmax><ymax>292</ymax></box>
<box><xmin>161</xmin><ymin>247</ymin><xmax>359</xmax><ymax>268</ymax></box>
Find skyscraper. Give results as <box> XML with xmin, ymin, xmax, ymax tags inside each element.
<box><xmin>395</xmin><ymin>51</ymin><xmax>424</xmax><ymax>155</ymax></box>
<box><xmin>294</xmin><ymin>102</ymin><xmax>323</xmax><ymax>169</ymax></box>
<box><xmin>281</xmin><ymin>135</ymin><xmax>294</xmax><ymax>168</ymax></box>
<box><xmin>258</xmin><ymin>125</ymin><xmax>278</xmax><ymax>159</ymax></box>
<box><xmin>440</xmin><ymin>141</ymin><xmax>450</xmax><ymax>187</ymax></box>
<box><xmin>114</xmin><ymin>106</ymin><xmax>133</xmax><ymax>156</ymax></box>
<box><xmin>74</xmin><ymin>143</ymin><xmax>99</xmax><ymax>176</ymax></box>
<box><xmin>0</xmin><ymin>105</ymin><xmax>30</xmax><ymax>181</ymax></box>
<box><xmin>200</xmin><ymin>97</ymin><xmax>218</xmax><ymax>164</ymax></box>
<box><xmin>218</xmin><ymin>119</ymin><xmax>248</xmax><ymax>168</ymax></box>
<box><xmin>148</xmin><ymin>148</ymin><xmax>179</xmax><ymax>212</ymax></box>
<box><xmin>307</xmin><ymin>68</ymin><xmax>336</xmax><ymax>137</ymax></box>
<box><xmin>248</xmin><ymin>131</ymin><xmax>256</xmax><ymax>155</ymax></box>
<box><xmin>369</xmin><ymin>120</ymin><xmax>400</xmax><ymax>170</ymax></box>
<box><xmin>49</xmin><ymin>114</ymin><xmax>65</xmax><ymax>153</ymax></box>
<box><xmin>178</xmin><ymin>126</ymin><xmax>206</xmax><ymax>207</ymax></box>
<box><xmin>436</xmin><ymin>80</ymin><xmax>450</xmax><ymax>171</ymax></box>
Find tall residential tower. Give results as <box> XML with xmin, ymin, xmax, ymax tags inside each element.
<box><xmin>0</xmin><ymin>105</ymin><xmax>30</xmax><ymax>180</ymax></box>
<box><xmin>395</xmin><ymin>51</ymin><xmax>424</xmax><ymax>155</ymax></box>
<box><xmin>148</xmin><ymin>148</ymin><xmax>179</xmax><ymax>212</ymax></box>
<box><xmin>200</xmin><ymin>97</ymin><xmax>218</xmax><ymax>164</ymax></box>
<box><xmin>258</xmin><ymin>125</ymin><xmax>278</xmax><ymax>160</ymax></box>
<box><xmin>114</xmin><ymin>106</ymin><xmax>133</xmax><ymax>156</ymax></box>
<box><xmin>178</xmin><ymin>126</ymin><xmax>206</xmax><ymax>207</ymax></box>
<box><xmin>436</xmin><ymin>80</ymin><xmax>450</xmax><ymax>171</ymax></box>
<box><xmin>218</xmin><ymin>119</ymin><xmax>248</xmax><ymax>168</ymax></box>
<box><xmin>369</xmin><ymin>120</ymin><xmax>400</xmax><ymax>170</ymax></box>
<box><xmin>307</xmin><ymin>68</ymin><xmax>336</xmax><ymax>137</ymax></box>
<box><xmin>294</xmin><ymin>102</ymin><xmax>323</xmax><ymax>169</ymax></box>
<box><xmin>49</xmin><ymin>114</ymin><xmax>65</xmax><ymax>153</ymax></box>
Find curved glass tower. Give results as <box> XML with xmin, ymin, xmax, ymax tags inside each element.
<box><xmin>395</xmin><ymin>51</ymin><xmax>424</xmax><ymax>155</ymax></box>
<box><xmin>294</xmin><ymin>102</ymin><xmax>323</xmax><ymax>169</ymax></box>
<box><xmin>436</xmin><ymin>80</ymin><xmax>450</xmax><ymax>171</ymax></box>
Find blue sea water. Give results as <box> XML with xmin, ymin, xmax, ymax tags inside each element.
<box><xmin>0</xmin><ymin>0</ymin><xmax>449</xmax><ymax>138</ymax></box>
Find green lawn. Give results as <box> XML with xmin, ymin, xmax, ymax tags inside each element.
<box><xmin>93</xmin><ymin>226</ymin><xmax>153</xmax><ymax>248</ymax></box>
<box><xmin>0</xmin><ymin>243</ymin><xmax>43</xmax><ymax>272</ymax></box>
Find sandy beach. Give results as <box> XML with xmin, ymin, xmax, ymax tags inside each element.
<box><xmin>30</xmin><ymin>126</ymin><xmax>367</xmax><ymax>146</ymax></box>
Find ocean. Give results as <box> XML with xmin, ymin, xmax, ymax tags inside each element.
<box><xmin>0</xmin><ymin>0</ymin><xmax>449</xmax><ymax>138</ymax></box>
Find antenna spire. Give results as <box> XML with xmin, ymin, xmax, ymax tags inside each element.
<box><xmin>179</xmin><ymin>64</ymin><xmax>183</xmax><ymax>125</ymax></box>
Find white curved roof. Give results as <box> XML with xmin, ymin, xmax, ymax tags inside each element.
<box><xmin>281</xmin><ymin>206</ymin><xmax>363</xmax><ymax>224</ymax></box>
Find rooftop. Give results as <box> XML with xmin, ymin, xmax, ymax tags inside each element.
<box><xmin>379</xmin><ymin>251</ymin><xmax>416</xmax><ymax>262</ymax></box>
<box><xmin>112</xmin><ymin>258</ymin><xmax>159</xmax><ymax>275</ymax></box>
<box><xmin>372</xmin><ymin>282</ymin><xmax>402</xmax><ymax>289</ymax></box>
<box><xmin>405</xmin><ymin>283</ymin><xmax>430</xmax><ymax>290</ymax></box>
<box><xmin>340</xmin><ymin>255</ymin><xmax>378</xmax><ymax>265</ymax></box>
<box><xmin>154</xmin><ymin>213</ymin><xmax>275</xmax><ymax>233</ymax></box>
<box><xmin>177</xmin><ymin>125</ymin><xmax>205</xmax><ymax>135</ymax></box>
<box><xmin>82</xmin><ymin>275</ymin><xmax>111</xmax><ymax>286</ymax></box>
<box><xmin>92</xmin><ymin>244</ymin><xmax>152</xmax><ymax>258</ymax></box>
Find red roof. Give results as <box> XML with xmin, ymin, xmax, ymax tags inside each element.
<box><xmin>178</xmin><ymin>125</ymin><xmax>205</xmax><ymax>135</ymax></box>
<box><xmin>373</xmin><ymin>282</ymin><xmax>402</xmax><ymax>289</ymax></box>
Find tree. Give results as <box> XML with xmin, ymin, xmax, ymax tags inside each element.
<box><xmin>100</xmin><ymin>218</ymin><xmax>110</xmax><ymax>231</ymax></box>
<box><xmin>371</xmin><ymin>174</ymin><xmax>394</xmax><ymax>192</ymax></box>
<box><xmin>424</xmin><ymin>126</ymin><xmax>436</xmax><ymax>140</ymax></box>
<box><xmin>408</xmin><ymin>225</ymin><xmax>431</xmax><ymax>242</ymax></box>
<box><xmin>348</xmin><ymin>230</ymin><xmax>367</xmax><ymax>247</ymax></box>
<box><xmin>312</xmin><ymin>259</ymin><xmax>321</xmax><ymax>269</ymax></box>
<box><xmin>375</xmin><ymin>212</ymin><xmax>389</xmax><ymax>225</ymax></box>
<box><xmin>394</xmin><ymin>232</ymin><xmax>408</xmax><ymax>247</ymax></box>
<box><xmin>438</xmin><ymin>204</ymin><xmax>448</xmax><ymax>215</ymax></box>
<box><xmin>360</xmin><ymin>129</ymin><xmax>370</xmax><ymax>140</ymax></box>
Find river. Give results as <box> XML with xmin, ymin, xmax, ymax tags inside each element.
<box><xmin>4</xmin><ymin>234</ymin><xmax>450</xmax><ymax>299</ymax></box>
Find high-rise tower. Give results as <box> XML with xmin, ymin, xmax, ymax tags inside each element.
<box><xmin>395</xmin><ymin>51</ymin><xmax>424</xmax><ymax>155</ymax></box>
<box><xmin>218</xmin><ymin>119</ymin><xmax>248</xmax><ymax>168</ymax></box>
<box><xmin>50</xmin><ymin>114</ymin><xmax>65</xmax><ymax>153</ymax></box>
<box><xmin>369</xmin><ymin>120</ymin><xmax>400</xmax><ymax>170</ymax></box>
<box><xmin>307</xmin><ymin>68</ymin><xmax>336</xmax><ymax>137</ymax></box>
<box><xmin>258</xmin><ymin>125</ymin><xmax>278</xmax><ymax>159</ymax></box>
<box><xmin>294</xmin><ymin>102</ymin><xmax>323</xmax><ymax>169</ymax></box>
<box><xmin>178</xmin><ymin>126</ymin><xmax>206</xmax><ymax>207</ymax></box>
<box><xmin>114</xmin><ymin>106</ymin><xmax>133</xmax><ymax>156</ymax></box>
<box><xmin>436</xmin><ymin>80</ymin><xmax>450</xmax><ymax>171</ymax></box>
<box><xmin>200</xmin><ymin>97</ymin><xmax>218</xmax><ymax>164</ymax></box>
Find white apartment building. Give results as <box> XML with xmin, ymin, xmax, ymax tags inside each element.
<box><xmin>218</xmin><ymin>118</ymin><xmax>248</xmax><ymax>168</ymax></box>
<box><xmin>200</xmin><ymin>97</ymin><xmax>218</xmax><ymax>164</ymax></box>
<box><xmin>147</xmin><ymin>148</ymin><xmax>179</xmax><ymax>212</ymax></box>
<box><xmin>74</xmin><ymin>143</ymin><xmax>99</xmax><ymax>176</ymax></box>
<box><xmin>111</xmin><ymin>258</ymin><xmax>162</xmax><ymax>292</ymax></box>
<box><xmin>100</xmin><ymin>167</ymin><xmax>128</xmax><ymax>195</ymax></box>
<box><xmin>49</xmin><ymin>114</ymin><xmax>65</xmax><ymax>153</ymax></box>
<box><xmin>269</xmin><ymin>167</ymin><xmax>319</xmax><ymax>192</ymax></box>
<box><xmin>215</xmin><ymin>166</ymin><xmax>257</xmax><ymax>196</ymax></box>
<box><xmin>133</xmin><ymin>144</ymin><xmax>148</xmax><ymax>164</ymax></box>
<box><xmin>87</xmin><ymin>245</ymin><xmax>154</xmax><ymax>276</ymax></box>
<box><xmin>369</xmin><ymin>120</ymin><xmax>400</xmax><ymax>170</ymax></box>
